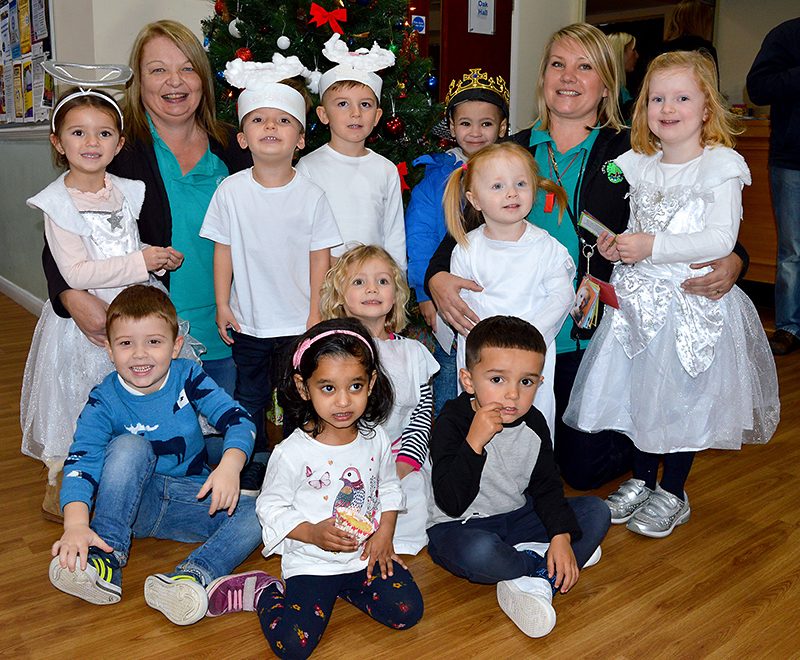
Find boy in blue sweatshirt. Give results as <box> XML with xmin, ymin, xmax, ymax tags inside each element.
<box><xmin>48</xmin><ymin>285</ymin><xmax>261</xmax><ymax>626</ymax></box>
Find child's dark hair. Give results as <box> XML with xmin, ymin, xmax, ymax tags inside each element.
<box><xmin>50</xmin><ymin>88</ymin><xmax>123</xmax><ymax>169</ymax></box>
<box><xmin>464</xmin><ymin>315</ymin><xmax>547</xmax><ymax>369</ymax></box>
<box><xmin>279</xmin><ymin>76</ymin><xmax>313</xmax><ymax>130</ymax></box>
<box><xmin>281</xmin><ymin>318</ymin><xmax>393</xmax><ymax>438</ymax></box>
<box><xmin>106</xmin><ymin>285</ymin><xmax>178</xmax><ymax>341</ymax></box>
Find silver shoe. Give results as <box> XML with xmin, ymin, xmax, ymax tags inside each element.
<box><xmin>605</xmin><ymin>478</ymin><xmax>652</xmax><ymax>523</ymax></box>
<box><xmin>626</xmin><ymin>485</ymin><xmax>691</xmax><ymax>538</ymax></box>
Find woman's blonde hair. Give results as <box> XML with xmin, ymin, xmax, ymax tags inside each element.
<box><xmin>443</xmin><ymin>142</ymin><xmax>568</xmax><ymax>247</ymax></box>
<box><xmin>630</xmin><ymin>50</ymin><xmax>741</xmax><ymax>155</ymax></box>
<box><xmin>608</xmin><ymin>32</ymin><xmax>636</xmax><ymax>80</ymax></box>
<box><xmin>534</xmin><ymin>23</ymin><xmax>624</xmax><ymax>133</ymax></box>
<box><xmin>124</xmin><ymin>20</ymin><xmax>228</xmax><ymax>146</ymax></box>
<box><xmin>664</xmin><ymin>0</ymin><xmax>714</xmax><ymax>41</ymax></box>
<box><xmin>320</xmin><ymin>245</ymin><xmax>410</xmax><ymax>334</ymax></box>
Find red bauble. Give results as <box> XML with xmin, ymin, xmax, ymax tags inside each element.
<box><xmin>438</xmin><ymin>138</ymin><xmax>452</xmax><ymax>148</ymax></box>
<box><xmin>384</xmin><ymin>115</ymin><xmax>405</xmax><ymax>139</ymax></box>
<box><xmin>236</xmin><ymin>47</ymin><xmax>253</xmax><ymax>62</ymax></box>
<box><xmin>214</xmin><ymin>0</ymin><xmax>226</xmax><ymax>16</ymax></box>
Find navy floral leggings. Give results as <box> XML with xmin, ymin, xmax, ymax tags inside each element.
<box><xmin>257</xmin><ymin>565</ymin><xmax>423</xmax><ymax>658</ymax></box>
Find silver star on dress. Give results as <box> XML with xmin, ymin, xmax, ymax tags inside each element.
<box><xmin>107</xmin><ymin>210</ymin><xmax>123</xmax><ymax>230</ymax></box>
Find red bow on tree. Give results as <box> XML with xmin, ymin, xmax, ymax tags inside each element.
<box><xmin>397</xmin><ymin>161</ymin><xmax>410</xmax><ymax>192</ymax></box>
<box><xmin>308</xmin><ymin>2</ymin><xmax>347</xmax><ymax>34</ymax></box>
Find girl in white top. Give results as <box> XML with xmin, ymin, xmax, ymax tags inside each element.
<box><xmin>444</xmin><ymin>142</ymin><xmax>575</xmax><ymax>435</ymax></box>
<box><xmin>203</xmin><ymin>319</ymin><xmax>422</xmax><ymax>657</ymax></box>
<box><xmin>320</xmin><ymin>245</ymin><xmax>439</xmax><ymax>554</ymax></box>
<box><xmin>564</xmin><ymin>51</ymin><xmax>779</xmax><ymax>539</ymax></box>
<box><xmin>21</xmin><ymin>89</ymin><xmax>183</xmax><ymax>485</ymax></box>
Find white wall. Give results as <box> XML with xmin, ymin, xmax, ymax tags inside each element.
<box><xmin>716</xmin><ymin>0</ymin><xmax>797</xmax><ymax>106</ymax></box>
<box><xmin>509</xmin><ymin>0</ymin><xmax>585</xmax><ymax>133</ymax></box>
<box><xmin>53</xmin><ymin>0</ymin><xmax>209</xmax><ymax>65</ymax></box>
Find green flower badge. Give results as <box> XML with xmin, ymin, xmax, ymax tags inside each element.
<box><xmin>603</xmin><ymin>160</ymin><xmax>624</xmax><ymax>184</ymax></box>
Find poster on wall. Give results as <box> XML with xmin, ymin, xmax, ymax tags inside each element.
<box><xmin>22</xmin><ymin>54</ymin><xmax>31</xmax><ymax>120</ymax></box>
<box><xmin>18</xmin><ymin>0</ymin><xmax>29</xmax><ymax>55</ymax></box>
<box><xmin>0</xmin><ymin>0</ymin><xmax>50</xmax><ymax>125</ymax></box>
<box><xmin>467</xmin><ymin>0</ymin><xmax>495</xmax><ymax>35</ymax></box>
<box><xmin>30</xmin><ymin>0</ymin><xmax>45</xmax><ymax>41</ymax></box>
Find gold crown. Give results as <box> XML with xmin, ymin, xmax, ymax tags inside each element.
<box><xmin>445</xmin><ymin>68</ymin><xmax>510</xmax><ymax>107</ymax></box>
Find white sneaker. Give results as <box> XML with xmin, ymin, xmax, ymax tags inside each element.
<box><xmin>514</xmin><ymin>542</ymin><xmax>602</xmax><ymax>569</ymax></box>
<box><xmin>496</xmin><ymin>575</ymin><xmax>556</xmax><ymax>638</ymax></box>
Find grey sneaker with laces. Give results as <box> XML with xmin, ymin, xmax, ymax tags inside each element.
<box><xmin>605</xmin><ymin>478</ymin><xmax>652</xmax><ymax>524</ymax></box>
<box><xmin>626</xmin><ymin>485</ymin><xmax>691</xmax><ymax>538</ymax></box>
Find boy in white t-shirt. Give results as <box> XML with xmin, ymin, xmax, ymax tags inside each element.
<box><xmin>200</xmin><ymin>54</ymin><xmax>342</xmax><ymax>490</ymax></box>
<box><xmin>296</xmin><ymin>34</ymin><xmax>406</xmax><ymax>270</ymax></box>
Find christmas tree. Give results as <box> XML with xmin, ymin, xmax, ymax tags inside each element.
<box><xmin>202</xmin><ymin>0</ymin><xmax>444</xmax><ymax>191</ymax></box>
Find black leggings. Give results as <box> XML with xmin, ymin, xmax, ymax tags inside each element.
<box><xmin>633</xmin><ymin>448</ymin><xmax>695</xmax><ymax>500</ymax></box>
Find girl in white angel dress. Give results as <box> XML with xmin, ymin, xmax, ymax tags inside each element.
<box><xmin>564</xmin><ymin>51</ymin><xmax>779</xmax><ymax>539</ymax></box>
<box><xmin>21</xmin><ymin>87</ymin><xmax>187</xmax><ymax>486</ymax></box>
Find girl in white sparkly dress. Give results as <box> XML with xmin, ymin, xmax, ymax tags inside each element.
<box><xmin>564</xmin><ymin>51</ymin><xmax>779</xmax><ymax>538</ymax></box>
<box><xmin>21</xmin><ymin>88</ymin><xmax>184</xmax><ymax>487</ymax></box>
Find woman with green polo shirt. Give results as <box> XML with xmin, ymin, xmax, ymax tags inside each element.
<box><xmin>425</xmin><ymin>23</ymin><xmax>746</xmax><ymax>491</ymax></box>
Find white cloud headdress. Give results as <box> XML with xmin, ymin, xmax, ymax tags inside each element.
<box><xmin>224</xmin><ymin>53</ymin><xmax>313</xmax><ymax>127</ymax></box>
<box><xmin>318</xmin><ymin>34</ymin><xmax>396</xmax><ymax>100</ymax></box>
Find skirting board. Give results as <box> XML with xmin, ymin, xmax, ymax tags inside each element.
<box><xmin>0</xmin><ymin>276</ymin><xmax>44</xmax><ymax>317</ymax></box>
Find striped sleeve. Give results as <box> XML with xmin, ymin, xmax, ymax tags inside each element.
<box><xmin>396</xmin><ymin>383</ymin><xmax>433</xmax><ymax>470</ymax></box>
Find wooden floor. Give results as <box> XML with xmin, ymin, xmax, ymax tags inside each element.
<box><xmin>2</xmin><ymin>292</ymin><xmax>798</xmax><ymax>659</ymax></box>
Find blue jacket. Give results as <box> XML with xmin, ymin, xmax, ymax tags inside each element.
<box><xmin>405</xmin><ymin>150</ymin><xmax>464</xmax><ymax>302</ymax></box>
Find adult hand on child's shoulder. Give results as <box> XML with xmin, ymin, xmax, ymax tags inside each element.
<box><xmin>547</xmin><ymin>533</ymin><xmax>579</xmax><ymax>594</ymax></box>
<box><xmin>466</xmin><ymin>401</ymin><xmax>503</xmax><ymax>454</ymax></box>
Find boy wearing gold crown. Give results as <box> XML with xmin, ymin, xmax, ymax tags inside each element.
<box><xmin>405</xmin><ymin>68</ymin><xmax>509</xmax><ymax>415</ymax></box>
<box><xmin>296</xmin><ymin>34</ymin><xmax>406</xmax><ymax>271</ymax></box>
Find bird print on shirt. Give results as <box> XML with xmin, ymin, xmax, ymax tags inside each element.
<box><xmin>332</xmin><ymin>467</ymin><xmax>365</xmax><ymax>513</ymax></box>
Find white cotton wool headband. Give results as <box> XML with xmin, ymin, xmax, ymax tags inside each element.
<box><xmin>318</xmin><ymin>67</ymin><xmax>384</xmax><ymax>100</ymax></box>
<box><xmin>236</xmin><ymin>84</ymin><xmax>307</xmax><ymax>128</ymax></box>
<box><xmin>224</xmin><ymin>55</ymin><xmax>311</xmax><ymax>128</ymax></box>
<box><xmin>317</xmin><ymin>34</ymin><xmax>395</xmax><ymax>100</ymax></box>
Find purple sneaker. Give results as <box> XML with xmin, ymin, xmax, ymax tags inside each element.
<box><xmin>205</xmin><ymin>570</ymin><xmax>283</xmax><ymax>617</ymax></box>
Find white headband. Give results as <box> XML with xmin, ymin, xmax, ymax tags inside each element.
<box><xmin>42</xmin><ymin>62</ymin><xmax>131</xmax><ymax>133</ymax></box>
<box><xmin>224</xmin><ymin>54</ymin><xmax>312</xmax><ymax>127</ymax></box>
<box><xmin>317</xmin><ymin>34</ymin><xmax>395</xmax><ymax>100</ymax></box>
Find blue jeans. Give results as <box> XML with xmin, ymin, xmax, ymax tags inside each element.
<box><xmin>432</xmin><ymin>338</ymin><xmax>458</xmax><ymax>418</ymax></box>
<box><xmin>230</xmin><ymin>331</ymin><xmax>296</xmax><ymax>456</ymax></box>
<box><xmin>770</xmin><ymin>166</ymin><xmax>800</xmax><ymax>337</ymax></box>
<box><xmin>202</xmin><ymin>357</ymin><xmax>237</xmax><ymax>465</ymax></box>
<box><xmin>426</xmin><ymin>496</ymin><xmax>610</xmax><ymax>584</ymax></box>
<box><xmin>202</xmin><ymin>356</ymin><xmax>237</xmax><ymax>397</ymax></box>
<box><xmin>91</xmin><ymin>434</ymin><xmax>262</xmax><ymax>585</ymax></box>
